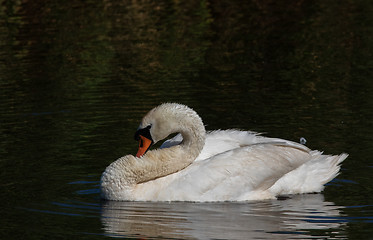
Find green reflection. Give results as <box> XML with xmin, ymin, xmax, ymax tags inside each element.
<box><xmin>0</xmin><ymin>0</ymin><xmax>372</xmax><ymax>239</ymax></box>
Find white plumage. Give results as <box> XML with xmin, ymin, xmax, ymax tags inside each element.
<box><xmin>100</xmin><ymin>103</ymin><xmax>347</xmax><ymax>201</ymax></box>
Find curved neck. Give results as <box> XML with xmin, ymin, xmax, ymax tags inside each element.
<box><xmin>101</xmin><ymin>112</ymin><xmax>206</xmax><ymax>196</ymax></box>
<box><xmin>133</xmin><ymin>115</ymin><xmax>206</xmax><ymax>184</ymax></box>
<box><xmin>177</xmin><ymin>117</ymin><xmax>206</xmax><ymax>159</ymax></box>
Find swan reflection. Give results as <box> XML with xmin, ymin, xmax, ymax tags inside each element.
<box><xmin>101</xmin><ymin>194</ymin><xmax>346</xmax><ymax>239</ymax></box>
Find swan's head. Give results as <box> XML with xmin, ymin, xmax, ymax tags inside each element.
<box><xmin>134</xmin><ymin>103</ymin><xmax>205</xmax><ymax>157</ymax></box>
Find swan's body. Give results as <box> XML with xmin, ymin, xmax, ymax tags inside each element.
<box><xmin>100</xmin><ymin>103</ymin><xmax>347</xmax><ymax>201</ymax></box>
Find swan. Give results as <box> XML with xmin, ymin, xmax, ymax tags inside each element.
<box><xmin>100</xmin><ymin>103</ymin><xmax>348</xmax><ymax>201</ymax></box>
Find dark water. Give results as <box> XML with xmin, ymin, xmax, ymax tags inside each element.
<box><xmin>1</xmin><ymin>0</ymin><xmax>372</xmax><ymax>239</ymax></box>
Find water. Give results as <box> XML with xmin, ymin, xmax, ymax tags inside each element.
<box><xmin>1</xmin><ymin>0</ymin><xmax>372</xmax><ymax>239</ymax></box>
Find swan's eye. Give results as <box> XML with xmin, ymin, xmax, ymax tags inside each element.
<box><xmin>134</xmin><ymin>125</ymin><xmax>153</xmax><ymax>142</ymax></box>
<box><xmin>139</xmin><ymin>138</ymin><xmax>143</xmax><ymax>147</ymax></box>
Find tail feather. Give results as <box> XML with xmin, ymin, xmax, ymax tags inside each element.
<box><xmin>269</xmin><ymin>152</ymin><xmax>348</xmax><ymax>196</ymax></box>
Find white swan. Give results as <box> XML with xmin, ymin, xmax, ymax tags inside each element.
<box><xmin>100</xmin><ymin>103</ymin><xmax>348</xmax><ymax>201</ymax></box>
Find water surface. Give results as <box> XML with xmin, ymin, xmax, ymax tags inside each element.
<box><xmin>1</xmin><ymin>0</ymin><xmax>372</xmax><ymax>239</ymax></box>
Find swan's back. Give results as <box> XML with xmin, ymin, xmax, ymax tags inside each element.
<box><xmin>132</xmin><ymin>139</ymin><xmax>346</xmax><ymax>201</ymax></box>
<box><xmin>162</xmin><ymin>130</ymin><xmax>310</xmax><ymax>162</ymax></box>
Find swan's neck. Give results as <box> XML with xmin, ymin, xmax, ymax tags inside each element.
<box><xmin>100</xmin><ymin>110</ymin><xmax>205</xmax><ymax>200</ymax></box>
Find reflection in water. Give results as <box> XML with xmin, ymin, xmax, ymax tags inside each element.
<box><xmin>101</xmin><ymin>194</ymin><xmax>346</xmax><ymax>239</ymax></box>
<box><xmin>1</xmin><ymin>0</ymin><xmax>372</xmax><ymax>239</ymax></box>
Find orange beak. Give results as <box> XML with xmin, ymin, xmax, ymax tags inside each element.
<box><xmin>136</xmin><ymin>135</ymin><xmax>153</xmax><ymax>157</ymax></box>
